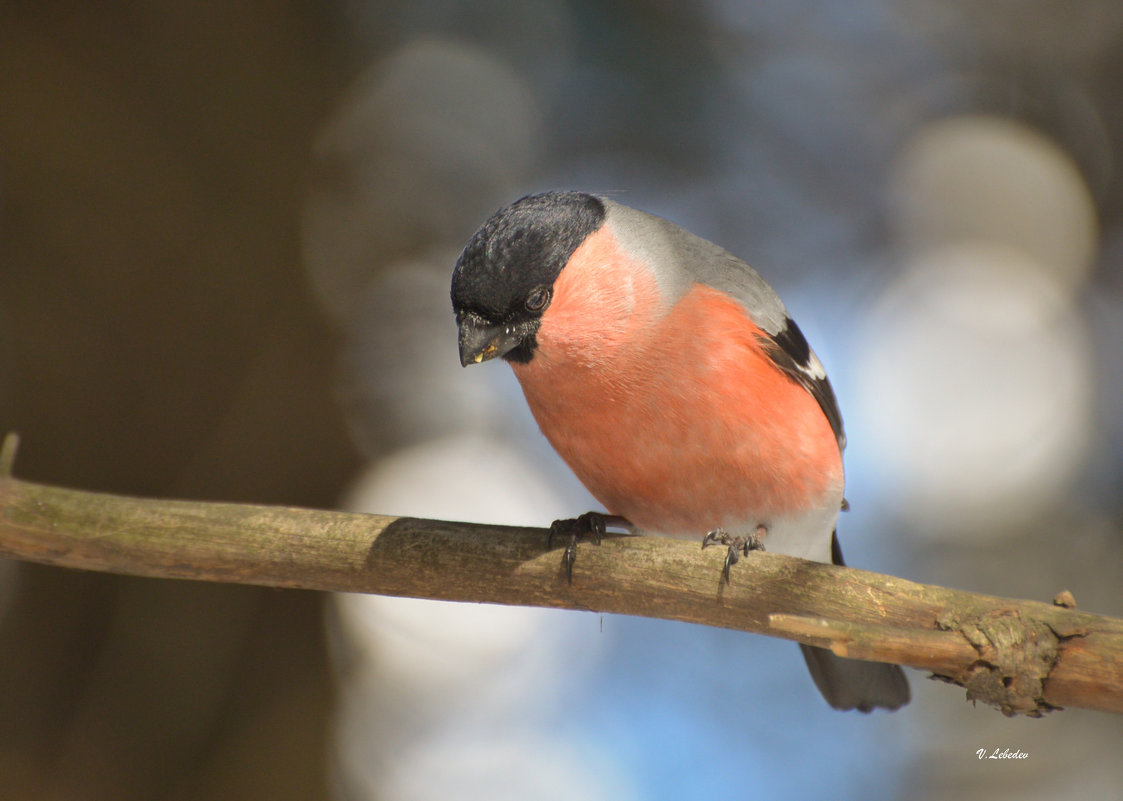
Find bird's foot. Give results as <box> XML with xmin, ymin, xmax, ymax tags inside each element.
<box><xmin>701</xmin><ymin>525</ymin><xmax>767</xmax><ymax>584</ymax></box>
<box><xmin>548</xmin><ymin>511</ymin><xmax>607</xmax><ymax>584</ymax></box>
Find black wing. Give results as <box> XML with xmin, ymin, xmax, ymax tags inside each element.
<box><xmin>759</xmin><ymin>316</ymin><xmax>846</xmax><ymax>453</ymax></box>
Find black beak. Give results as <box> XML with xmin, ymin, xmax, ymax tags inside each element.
<box><xmin>457</xmin><ymin>315</ymin><xmax>525</xmax><ymax>367</ymax></box>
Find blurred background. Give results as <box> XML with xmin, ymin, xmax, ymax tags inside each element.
<box><xmin>2</xmin><ymin>1</ymin><xmax>1123</xmax><ymax>799</ymax></box>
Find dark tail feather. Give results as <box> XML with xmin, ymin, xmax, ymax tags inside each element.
<box><xmin>799</xmin><ymin>644</ymin><xmax>910</xmax><ymax>712</ymax></box>
<box><xmin>800</xmin><ymin>531</ymin><xmax>910</xmax><ymax>712</ymax></box>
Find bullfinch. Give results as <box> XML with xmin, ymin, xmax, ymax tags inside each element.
<box><xmin>450</xmin><ymin>191</ymin><xmax>909</xmax><ymax>712</ymax></box>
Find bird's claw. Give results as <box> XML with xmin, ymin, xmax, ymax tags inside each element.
<box><xmin>701</xmin><ymin>525</ymin><xmax>766</xmax><ymax>584</ymax></box>
<box><xmin>548</xmin><ymin>511</ymin><xmax>606</xmax><ymax>584</ymax></box>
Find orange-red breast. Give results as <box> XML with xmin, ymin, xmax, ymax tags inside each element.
<box><xmin>452</xmin><ymin>191</ymin><xmax>909</xmax><ymax>712</ymax></box>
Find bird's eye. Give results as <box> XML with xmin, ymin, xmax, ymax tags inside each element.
<box><xmin>525</xmin><ymin>286</ymin><xmax>551</xmax><ymax>312</ymax></box>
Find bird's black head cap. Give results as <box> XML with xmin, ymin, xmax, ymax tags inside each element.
<box><xmin>452</xmin><ymin>191</ymin><xmax>606</xmax><ymax>363</ymax></box>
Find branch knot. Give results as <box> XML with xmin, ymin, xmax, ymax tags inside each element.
<box><xmin>937</xmin><ymin>607</ymin><xmax>1062</xmax><ymax>717</ymax></box>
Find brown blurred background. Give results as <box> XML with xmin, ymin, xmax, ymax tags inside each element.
<box><xmin>0</xmin><ymin>3</ymin><xmax>358</xmax><ymax>798</ymax></box>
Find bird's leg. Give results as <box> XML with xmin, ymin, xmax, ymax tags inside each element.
<box><xmin>548</xmin><ymin>511</ymin><xmax>607</xmax><ymax>584</ymax></box>
<box><xmin>701</xmin><ymin>525</ymin><xmax>767</xmax><ymax>584</ymax></box>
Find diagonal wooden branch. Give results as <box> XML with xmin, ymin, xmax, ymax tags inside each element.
<box><xmin>0</xmin><ymin>433</ymin><xmax>1120</xmax><ymax>717</ymax></box>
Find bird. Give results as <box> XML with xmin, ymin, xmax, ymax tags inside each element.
<box><xmin>450</xmin><ymin>190</ymin><xmax>909</xmax><ymax>712</ymax></box>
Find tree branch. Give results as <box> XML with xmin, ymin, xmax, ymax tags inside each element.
<box><xmin>0</xmin><ymin>433</ymin><xmax>1119</xmax><ymax>716</ymax></box>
